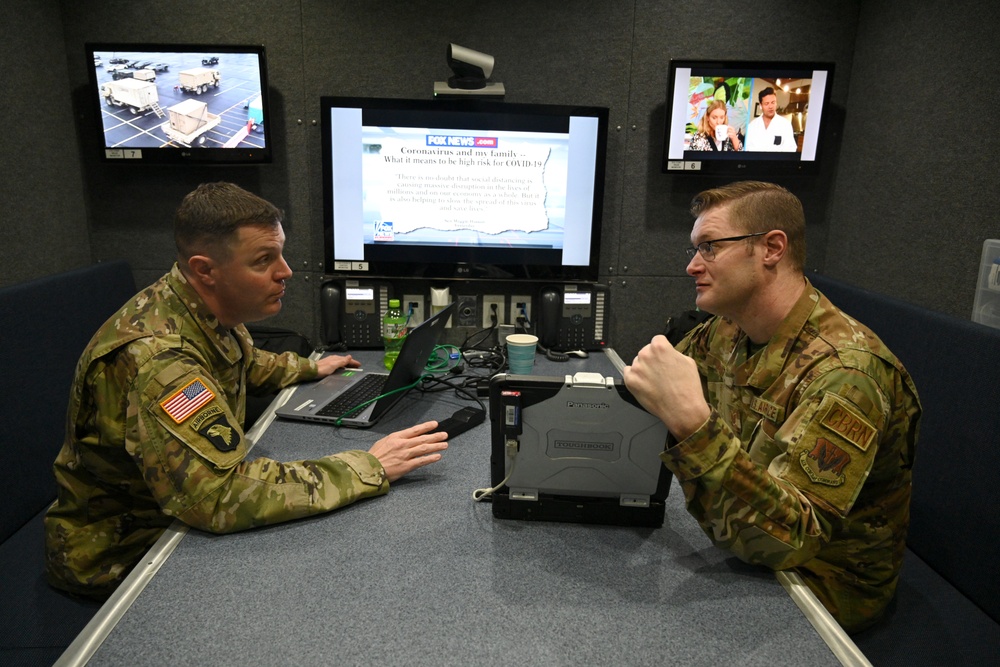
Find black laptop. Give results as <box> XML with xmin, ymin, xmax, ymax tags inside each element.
<box><xmin>275</xmin><ymin>302</ymin><xmax>455</xmax><ymax>427</ymax></box>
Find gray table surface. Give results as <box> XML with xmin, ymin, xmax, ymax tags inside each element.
<box><xmin>84</xmin><ymin>351</ymin><xmax>844</xmax><ymax>666</ymax></box>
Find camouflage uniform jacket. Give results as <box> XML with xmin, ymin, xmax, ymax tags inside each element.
<box><xmin>668</xmin><ymin>279</ymin><xmax>920</xmax><ymax>633</ymax></box>
<box><xmin>45</xmin><ymin>265</ymin><xmax>389</xmax><ymax>598</ymax></box>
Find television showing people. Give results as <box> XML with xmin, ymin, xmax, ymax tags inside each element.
<box><xmin>744</xmin><ymin>86</ymin><xmax>797</xmax><ymax>152</ymax></box>
<box><xmin>663</xmin><ymin>62</ymin><xmax>831</xmax><ymax>171</ymax></box>
<box><xmin>688</xmin><ymin>100</ymin><xmax>743</xmax><ymax>152</ymax></box>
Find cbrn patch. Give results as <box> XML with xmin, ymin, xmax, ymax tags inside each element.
<box><xmin>816</xmin><ymin>393</ymin><xmax>876</xmax><ymax>452</ymax></box>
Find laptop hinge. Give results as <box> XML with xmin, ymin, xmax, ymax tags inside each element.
<box><xmin>510</xmin><ymin>488</ymin><xmax>539</xmax><ymax>501</ymax></box>
<box><xmin>620</xmin><ymin>494</ymin><xmax>650</xmax><ymax>508</ymax></box>
<box><xmin>565</xmin><ymin>372</ymin><xmax>615</xmax><ymax>388</ymax></box>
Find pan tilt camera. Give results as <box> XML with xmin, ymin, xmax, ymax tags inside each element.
<box><xmin>433</xmin><ymin>44</ymin><xmax>505</xmax><ymax>98</ymax></box>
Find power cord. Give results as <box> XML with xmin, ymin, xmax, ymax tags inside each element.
<box><xmin>418</xmin><ymin>373</ymin><xmax>486</xmax><ymax>412</ymax></box>
<box><xmin>538</xmin><ymin>342</ymin><xmax>569</xmax><ymax>362</ymax></box>
<box><xmin>472</xmin><ymin>438</ymin><xmax>519</xmax><ymax>501</ymax></box>
<box><xmin>461</xmin><ymin>318</ymin><xmax>498</xmax><ymax>351</ymax></box>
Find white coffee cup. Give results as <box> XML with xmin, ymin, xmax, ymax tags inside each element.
<box><xmin>505</xmin><ymin>334</ymin><xmax>538</xmax><ymax>374</ymax></box>
<box><xmin>715</xmin><ymin>124</ymin><xmax>729</xmax><ymax>143</ymax></box>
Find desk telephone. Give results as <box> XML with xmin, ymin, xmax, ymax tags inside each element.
<box><xmin>321</xmin><ymin>280</ymin><xmax>609</xmax><ymax>352</ymax></box>
<box><xmin>320</xmin><ymin>280</ymin><xmax>393</xmax><ymax>348</ymax></box>
<box><xmin>537</xmin><ymin>284</ymin><xmax>609</xmax><ymax>353</ymax></box>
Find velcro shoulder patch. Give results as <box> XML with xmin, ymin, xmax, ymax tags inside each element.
<box><xmin>160</xmin><ymin>377</ymin><xmax>215</xmax><ymax>424</ymax></box>
<box><xmin>799</xmin><ymin>438</ymin><xmax>852</xmax><ymax>486</ymax></box>
<box><xmin>780</xmin><ymin>391</ymin><xmax>881</xmax><ymax>517</ymax></box>
<box><xmin>195</xmin><ymin>412</ymin><xmax>241</xmax><ymax>453</ymax></box>
<box><xmin>816</xmin><ymin>392</ymin><xmax>876</xmax><ymax>452</ymax></box>
<box><xmin>147</xmin><ymin>402</ymin><xmax>246</xmax><ymax>471</ymax></box>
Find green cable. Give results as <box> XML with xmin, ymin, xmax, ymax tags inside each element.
<box><xmin>333</xmin><ymin>373</ymin><xmax>433</xmax><ymax>426</ymax></box>
<box><xmin>331</xmin><ymin>345</ymin><xmax>459</xmax><ymax>426</ymax></box>
<box><xmin>425</xmin><ymin>344</ymin><xmax>461</xmax><ymax>373</ymax></box>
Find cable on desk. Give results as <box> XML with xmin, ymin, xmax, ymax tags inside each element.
<box><xmin>331</xmin><ymin>374</ymin><xmax>432</xmax><ymax>426</ymax></box>
<box><xmin>472</xmin><ymin>438</ymin><xmax>519</xmax><ymax>502</ymax></box>
<box><xmin>426</xmin><ymin>344</ymin><xmax>462</xmax><ymax>373</ymax></box>
<box><xmin>418</xmin><ymin>373</ymin><xmax>486</xmax><ymax>413</ymax></box>
<box><xmin>461</xmin><ymin>321</ymin><xmax>498</xmax><ymax>351</ymax></box>
<box><xmin>462</xmin><ymin>346</ymin><xmax>506</xmax><ymax>374</ymax></box>
<box><xmin>456</xmin><ymin>313</ymin><xmax>509</xmax><ymax>374</ymax></box>
<box><xmin>538</xmin><ymin>341</ymin><xmax>570</xmax><ymax>362</ymax></box>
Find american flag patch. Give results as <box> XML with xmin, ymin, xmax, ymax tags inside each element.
<box><xmin>160</xmin><ymin>378</ymin><xmax>215</xmax><ymax>424</ymax></box>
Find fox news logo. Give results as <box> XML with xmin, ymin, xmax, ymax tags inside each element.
<box><xmin>426</xmin><ymin>135</ymin><xmax>498</xmax><ymax>148</ymax></box>
<box><xmin>374</xmin><ymin>221</ymin><xmax>394</xmax><ymax>242</ymax></box>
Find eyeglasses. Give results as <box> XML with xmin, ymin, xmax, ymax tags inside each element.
<box><xmin>684</xmin><ymin>231</ymin><xmax>769</xmax><ymax>261</ymax></box>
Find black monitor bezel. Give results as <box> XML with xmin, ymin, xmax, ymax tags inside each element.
<box><xmin>84</xmin><ymin>42</ymin><xmax>273</xmax><ymax>165</ymax></box>
<box><xmin>319</xmin><ymin>95</ymin><xmax>609</xmax><ymax>282</ymax></box>
<box><xmin>661</xmin><ymin>59</ymin><xmax>835</xmax><ymax>176</ymax></box>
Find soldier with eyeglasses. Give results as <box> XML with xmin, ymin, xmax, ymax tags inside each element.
<box><xmin>624</xmin><ymin>181</ymin><xmax>920</xmax><ymax>634</ymax></box>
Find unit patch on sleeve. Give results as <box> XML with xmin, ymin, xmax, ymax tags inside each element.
<box><xmin>197</xmin><ymin>414</ymin><xmax>240</xmax><ymax>453</ymax></box>
<box><xmin>816</xmin><ymin>392</ymin><xmax>876</xmax><ymax>452</ymax></box>
<box><xmin>799</xmin><ymin>437</ymin><xmax>851</xmax><ymax>486</ymax></box>
<box><xmin>780</xmin><ymin>391</ymin><xmax>881</xmax><ymax>516</ymax></box>
<box><xmin>160</xmin><ymin>378</ymin><xmax>215</xmax><ymax>424</ymax></box>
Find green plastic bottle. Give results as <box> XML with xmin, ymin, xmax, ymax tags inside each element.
<box><xmin>382</xmin><ymin>299</ymin><xmax>408</xmax><ymax>369</ymax></box>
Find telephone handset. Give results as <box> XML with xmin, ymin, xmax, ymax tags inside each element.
<box><xmin>320</xmin><ymin>279</ymin><xmax>392</xmax><ymax>349</ymax></box>
<box><xmin>537</xmin><ymin>284</ymin><xmax>609</xmax><ymax>354</ymax></box>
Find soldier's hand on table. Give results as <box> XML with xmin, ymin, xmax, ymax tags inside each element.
<box><xmin>369</xmin><ymin>421</ymin><xmax>449</xmax><ymax>482</ymax></box>
<box><xmin>315</xmin><ymin>354</ymin><xmax>362</xmax><ymax>378</ymax></box>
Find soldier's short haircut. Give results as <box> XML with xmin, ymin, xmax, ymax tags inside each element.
<box><xmin>690</xmin><ymin>180</ymin><xmax>806</xmax><ymax>271</ymax></box>
<box><xmin>174</xmin><ymin>182</ymin><xmax>284</xmax><ymax>263</ymax></box>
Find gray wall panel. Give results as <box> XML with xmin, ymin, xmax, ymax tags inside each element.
<box><xmin>297</xmin><ymin>0</ymin><xmax>635</xmax><ymax>344</ymax></box>
<box><xmin>621</xmin><ymin>1</ymin><xmax>859</xmax><ymax>272</ymax></box>
<box><xmin>11</xmin><ymin>0</ymin><xmax>992</xmax><ymax>353</ymax></box>
<box><xmin>827</xmin><ymin>0</ymin><xmax>1000</xmax><ymax>319</ymax></box>
<box><xmin>0</xmin><ymin>0</ymin><xmax>91</xmax><ymax>288</ymax></box>
<box><xmin>57</xmin><ymin>0</ymin><xmax>312</xmax><ymax>329</ymax></box>
<box><xmin>609</xmin><ymin>277</ymin><xmax>700</xmax><ymax>361</ymax></box>
<box><xmin>610</xmin><ymin>1</ymin><xmax>860</xmax><ymax>354</ymax></box>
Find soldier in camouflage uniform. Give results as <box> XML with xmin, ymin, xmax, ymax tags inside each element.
<box><xmin>624</xmin><ymin>181</ymin><xmax>920</xmax><ymax>633</ymax></box>
<box><xmin>45</xmin><ymin>183</ymin><xmax>449</xmax><ymax>599</ymax></box>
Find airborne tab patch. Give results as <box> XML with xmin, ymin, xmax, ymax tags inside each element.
<box><xmin>160</xmin><ymin>378</ymin><xmax>215</xmax><ymax>424</ymax></box>
<box><xmin>816</xmin><ymin>393</ymin><xmax>876</xmax><ymax>452</ymax></box>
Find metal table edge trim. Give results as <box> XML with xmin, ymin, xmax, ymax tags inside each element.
<box><xmin>52</xmin><ymin>382</ymin><xmax>296</xmax><ymax>666</ymax></box>
<box><xmin>607</xmin><ymin>347</ymin><xmax>869</xmax><ymax>666</ymax></box>
<box><xmin>53</xmin><ymin>351</ymin><xmax>867</xmax><ymax>666</ymax></box>
<box><xmin>777</xmin><ymin>571</ymin><xmax>872</xmax><ymax>666</ymax></box>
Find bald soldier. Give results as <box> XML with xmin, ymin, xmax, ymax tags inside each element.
<box><xmin>624</xmin><ymin>181</ymin><xmax>920</xmax><ymax>633</ymax></box>
<box><xmin>45</xmin><ymin>183</ymin><xmax>449</xmax><ymax>599</ymax></box>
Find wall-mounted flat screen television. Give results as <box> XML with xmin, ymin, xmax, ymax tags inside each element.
<box><xmin>85</xmin><ymin>43</ymin><xmax>272</xmax><ymax>164</ymax></box>
<box><xmin>662</xmin><ymin>60</ymin><xmax>834</xmax><ymax>175</ymax></box>
<box><xmin>320</xmin><ymin>96</ymin><xmax>609</xmax><ymax>281</ymax></box>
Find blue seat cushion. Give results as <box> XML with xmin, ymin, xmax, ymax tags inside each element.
<box><xmin>0</xmin><ymin>508</ymin><xmax>102</xmax><ymax>657</ymax></box>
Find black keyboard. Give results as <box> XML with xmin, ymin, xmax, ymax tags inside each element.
<box><xmin>316</xmin><ymin>373</ymin><xmax>388</xmax><ymax>418</ymax></box>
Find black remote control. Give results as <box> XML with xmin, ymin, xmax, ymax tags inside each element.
<box><xmin>430</xmin><ymin>407</ymin><xmax>485</xmax><ymax>439</ymax></box>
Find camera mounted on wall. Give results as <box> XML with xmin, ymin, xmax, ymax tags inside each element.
<box><xmin>433</xmin><ymin>43</ymin><xmax>505</xmax><ymax>99</ymax></box>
